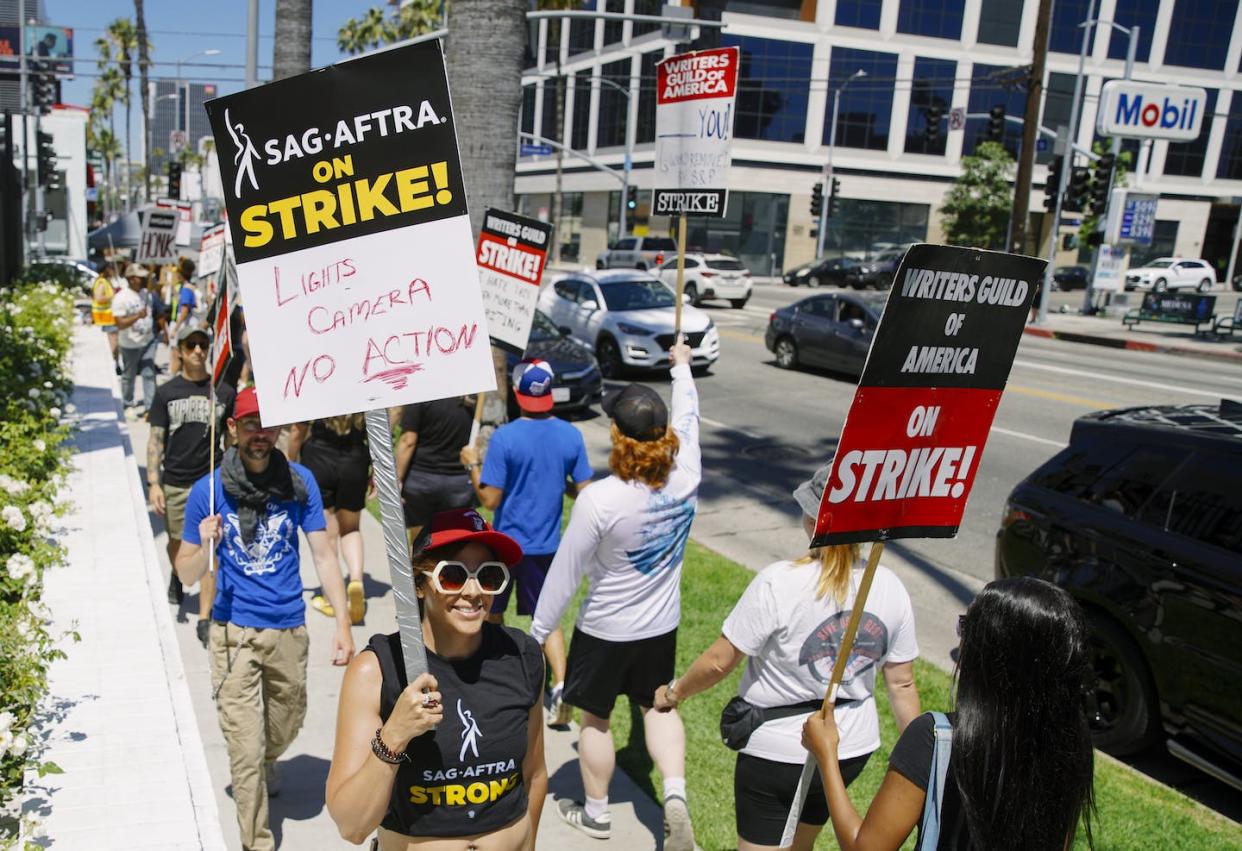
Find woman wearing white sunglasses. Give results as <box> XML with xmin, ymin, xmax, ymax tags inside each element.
<box><xmin>326</xmin><ymin>508</ymin><xmax>547</xmax><ymax>850</ymax></box>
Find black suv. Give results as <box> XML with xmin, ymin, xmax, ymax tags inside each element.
<box><xmin>995</xmin><ymin>401</ymin><xmax>1242</xmax><ymax>790</ymax></box>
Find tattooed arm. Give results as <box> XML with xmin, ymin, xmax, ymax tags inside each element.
<box><xmin>147</xmin><ymin>426</ymin><xmax>167</xmax><ymax>515</ymax></box>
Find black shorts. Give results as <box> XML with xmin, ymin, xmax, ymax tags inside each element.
<box><xmin>734</xmin><ymin>750</ymin><xmax>872</xmax><ymax>846</ymax></box>
<box><xmin>564</xmin><ymin>628</ymin><xmax>676</xmax><ymax>719</ymax></box>
<box><xmin>401</xmin><ymin>470</ymin><xmax>476</xmax><ymax>528</ymax></box>
<box><xmin>300</xmin><ymin>441</ymin><xmax>369</xmax><ymax>512</ymax></box>
<box><xmin>490</xmin><ymin>553</ymin><xmax>554</xmax><ymax>617</ymax></box>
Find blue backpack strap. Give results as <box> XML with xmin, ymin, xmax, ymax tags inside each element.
<box><xmin>917</xmin><ymin>712</ymin><xmax>954</xmax><ymax>851</ymax></box>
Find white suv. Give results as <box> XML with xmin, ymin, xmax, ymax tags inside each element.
<box><xmin>1125</xmin><ymin>257</ymin><xmax>1217</xmax><ymax>292</ymax></box>
<box><xmin>658</xmin><ymin>253</ymin><xmax>753</xmax><ymax>308</ymax></box>
<box><xmin>595</xmin><ymin>236</ymin><xmax>678</xmax><ymax>271</ymax></box>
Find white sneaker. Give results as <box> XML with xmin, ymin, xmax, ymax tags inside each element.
<box><xmin>557</xmin><ymin>799</ymin><xmax>611</xmax><ymax>839</ymax></box>
<box><xmin>663</xmin><ymin>795</ymin><xmax>694</xmax><ymax>851</ymax></box>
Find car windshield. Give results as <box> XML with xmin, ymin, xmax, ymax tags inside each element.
<box><xmin>600</xmin><ymin>279</ymin><xmax>676</xmax><ymax>311</ymax></box>
<box><xmin>645</xmin><ymin>238</ymin><xmax>677</xmax><ymax>251</ymax></box>
<box><xmin>528</xmin><ymin>310</ymin><xmax>561</xmax><ymax>342</ymax></box>
<box><xmin>707</xmin><ymin>258</ymin><xmax>744</xmax><ymax>271</ymax></box>
<box><xmin>1145</xmin><ymin>260</ymin><xmax>1174</xmax><ymax>268</ymax></box>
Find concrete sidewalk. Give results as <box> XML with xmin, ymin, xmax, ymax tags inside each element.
<box><xmin>1026</xmin><ymin>310</ymin><xmax>1242</xmax><ymax>363</ymax></box>
<box><xmin>40</xmin><ymin>323</ymin><xmax>664</xmax><ymax>848</ymax></box>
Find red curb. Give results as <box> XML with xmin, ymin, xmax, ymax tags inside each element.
<box><xmin>1023</xmin><ymin>325</ymin><xmax>1242</xmax><ymax>363</ymax></box>
<box><xmin>1022</xmin><ymin>326</ymin><xmax>1055</xmax><ymax>339</ymax></box>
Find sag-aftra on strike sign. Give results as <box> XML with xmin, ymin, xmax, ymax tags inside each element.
<box><xmin>812</xmin><ymin>244</ymin><xmax>1044</xmax><ymax>546</ymax></box>
<box><xmin>204</xmin><ymin>41</ymin><xmax>494</xmax><ymax>426</ymax></box>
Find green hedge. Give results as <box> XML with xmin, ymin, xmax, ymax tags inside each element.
<box><xmin>0</xmin><ymin>279</ymin><xmax>79</xmax><ymax>846</ymax></box>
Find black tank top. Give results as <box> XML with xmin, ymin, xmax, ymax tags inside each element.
<box><xmin>366</xmin><ymin>625</ymin><xmax>544</xmax><ymax>838</ymax></box>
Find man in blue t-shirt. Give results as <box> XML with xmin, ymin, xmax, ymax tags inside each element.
<box><xmin>459</xmin><ymin>359</ymin><xmax>592</xmax><ymax>726</ymax></box>
<box><xmin>175</xmin><ymin>386</ymin><xmax>354</xmax><ymax>851</ymax></box>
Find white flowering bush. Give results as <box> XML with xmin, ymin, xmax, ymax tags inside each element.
<box><xmin>0</xmin><ymin>280</ymin><xmax>77</xmax><ymax>847</ymax></box>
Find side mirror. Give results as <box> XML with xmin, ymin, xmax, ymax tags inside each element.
<box><xmin>581</xmin><ymin>299</ymin><xmax>599</xmax><ymax>312</ymax></box>
<box><xmin>558</xmin><ymin>325</ymin><xmax>573</xmax><ymax>337</ymax></box>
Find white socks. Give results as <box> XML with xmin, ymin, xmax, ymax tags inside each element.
<box><xmin>663</xmin><ymin>777</ymin><xmax>687</xmax><ymax>802</ymax></box>
<box><xmin>585</xmin><ymin>795</ymin><xmax>610</xmax><ymax>822</ymax></box>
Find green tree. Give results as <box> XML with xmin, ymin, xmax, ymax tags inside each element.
<box><xmin>95</xmin><ymin>18</ymin><xmax>138</xmax><ymax>208</ymax></box>
<box><xmin>939</xmin><ymin>141</ymin><xmax>1015</xmax><ymax>251</ymax></box>
<box><xmin>338</xmin><ymin>0</ymin><xmax>442</xmax><ymax>54</ymax></box>
<box><xmin>1078</xmin><ymin>140</ymin><xmax>1133</xmax><ymax>244</ymax></box>
<box><xmin>134</xmin><ymin>0</ymin><xmax>153</xmax><ymax>200</ymax></box>
<box><xmin>88</xmin><ymin>65</ymin><xmax>125</xmax><ymax>217</ymax></box>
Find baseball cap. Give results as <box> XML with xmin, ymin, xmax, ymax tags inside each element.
<box><xmin>602</xmin><ymin>383</ymin><xmax>668</xmax><ymax>442</ymax></box>
<box><xmin>231</xmin><ymin>386</ymin><xmax>262</xmax><ymax>421</ymax></box>
<box><xmin>122</xmin><ymin>263</ymin><xmax>150</xmax><ymax>278</ymax></box>
<box><xmin>415</xmin><ymin>508</ymin><xmax>523</xmax><ymax>567</ymax></box>
<box><xmin>511</xmin><ymin>359</ymin><xmax>556</xmax><ymax>413</ymax></box>
<box><xmin>176</xmin><ymin>323</ymin><xmax>211</xmax><ymax>345</ymax></box>
<box><xmin>793</xmin><ymin>462</ymin><xmax>831</xmax><ymax>518</ymax></box>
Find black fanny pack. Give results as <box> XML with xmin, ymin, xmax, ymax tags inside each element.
<box><xmin>719</xmin><ymin>696</ymin><xmax>855</xmax><ymax>751</ymax></box>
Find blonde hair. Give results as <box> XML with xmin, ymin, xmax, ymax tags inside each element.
<box><xmin>322</xmin><ymin>413</ymin><xmax>365</xmax><ymax>436</ymax></box>
<box><xmin>608</xmin><ymin>424</ymin><xmax>680</xmax><ymax>489</ymax></box>
<box><xmin>794</xmin><ymin>542</ymin><xmax>862</xmax><ymax>604</ymax></box>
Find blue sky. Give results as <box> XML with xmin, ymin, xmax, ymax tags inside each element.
<box><xmin>50</xmin><ymin>0</ymin><xmax>384</xmax><ymax>151</ymax></box>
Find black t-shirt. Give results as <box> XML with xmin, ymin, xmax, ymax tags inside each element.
<box><xmin>400</xmin><ymin>398</ymin><xmax>474</xmax><ymax>477</ymax></box>
<box><xmin>368</xmin><ymin>625</ymin><xmax>543</xmax><ymax>838</ymax></box>
<box><xmin>148</xmin><ymin>376</ymin><xmax>235</xmax><ymax>487</ymax></box>
<box><xmin>888</xmin><ymin>712</ymin><xmax>969</xmax><ymax>850</ymax></box>
<box><xmin>308</xmin><ymin>418</ymin><xmax>369</xmax><ymax>453</ymax></box>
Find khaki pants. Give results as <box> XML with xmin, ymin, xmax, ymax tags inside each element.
<box><xmin>210</xmin><ymin>622</ymin><xmax>309</xmax><ymax>851</ymax></box>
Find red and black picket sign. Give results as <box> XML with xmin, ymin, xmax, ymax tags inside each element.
<box><xmin>812</xmin><ymin>244</ymin><xmax>1045</xmax><ymax>547</ymax></box>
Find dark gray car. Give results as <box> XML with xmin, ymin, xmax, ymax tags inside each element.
<box><xmin>764</xmin><ymin>291</ymin><xmax>885</xmax><ymax>376</ymax></box>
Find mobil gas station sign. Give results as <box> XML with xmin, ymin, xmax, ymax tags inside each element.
<box><xmin>1097</xmin><ymin>80</ymin><xmax>1207</xmax><ymax>142</ymax></box>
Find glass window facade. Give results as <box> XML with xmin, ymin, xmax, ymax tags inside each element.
<box><xmin>1131</xmin><ymin>221</ymin><xmax>1179</xmax><ymax>267</ymax></box>
<box><xmin>521</xmin><ymin>85</ymin><xmax>535</xmax><ymax>136</ymax></box>
<box><xmin>1165</xmin><ymin>0</ymin><xmax>1238</xmax><ymax>70</ymax></box>
<box><xmin>963</xmin><ymin>63</ymin><xmax>1026</xmax><ymax>157</ymax></box>
<box><xmin>824</xmin><ymin>199</ymin><xmax>929</xmax><ymax>260</ymax></box>
<box><xmin>596</xmin><ymin>59</ymin><xmax>630</xmax><ymax>149</ymax></box>
<box><xmin>571</xmin><ymin>75</ymin><xmax>591</xmax><ymax>151</ymax></box>
<box><xmin>1164</xmin><ymin>88</ymin><xmax>1217</xmax><ymax>176</ymax></box>
<box><xmin>540</xmin><ymin>79</ymin><xmax>559</xmax><ymax>141</ymax></box>
<box><xmin>1217</xmin><ymin>94</ymin><xmax>1242</xmax><ymax>179</ymax></box>
<box><xmin>1038</xmin><ymin>72</ymin><xmax>1076</xmax><ymax>165</ymax></box>
<box><xmin>835</xmin><ymin>0</ymin><xmax>883</xmax><ymax>29</ymax></box>
<box><xmin>1107</xmin><ymin>0</ymin><xmax>1157</xmax><ymax>62</ymax></box>
<box><xmin>723</xmin><ymin>35</ymin><xmax>813</xmax><ymax>143</ymax></box>
<box><xmin>826</xmin><ymin>47</ymin><xmax>899</xmax><ymax>151</ymax></box>
<box><xmin>632</xmin><ymin>0</ymin><xmax>664</xmax><ymax>37</ymax></box>
<box><xmin>977</xmin><ymin>0</ymin><xmax>1022</xmax><ymax>47</ymax></box>
<box><xmin>905</xmin><ymin>57</ymin><xmax>956</xmax><ymax>156</ymax></box>
<box><xmin>685</xmin><ymin>191</ymin><xmax>789</xmax><ymax>275</ymax></box>
<box><xmin>1049</xmin><ymin>0</ymin><xmax>1091</xmax><ymax>54</ymax></box>
<box><xmin>568</xmin><ymin>1</ymin><xmax>597</xmax><ymax>59</ymax></box>
<box><xmin>897</xmin><ymin>0</ymin><xmax>965</xmax><ymax>40</ymax></box>
<box><xmin>636</xmin><ymin>51</ymin><xmax>659</xmax><ymax>144</ymax></box>
<box><xmin>603</xmin><ymin>0</ymin><xmax>624</xmax><ymax>46</ymax></box>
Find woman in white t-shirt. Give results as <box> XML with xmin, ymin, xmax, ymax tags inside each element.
<box><xmin>653</xmin><ymin>462</ymin><xmax>922</xmax><ymax>851</ymax></box>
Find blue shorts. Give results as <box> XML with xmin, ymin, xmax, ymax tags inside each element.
<box><xmin>489</xmin><ymin>552</ymin><xmax>554</xmax><ymax>617</ymax></box>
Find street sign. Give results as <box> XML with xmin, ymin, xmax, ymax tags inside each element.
<box><xmin>169</xmin><ymin>129</ymin><xmax>188</xmax><ymax>155</ymax></box>
<box><xmin>476</xmin><ymin>208</ymin><xmax>552</xmax><ymax>355</ymax></box>
<box><xmin>948</xmin><ymin>107</ymin><xmax>965</xmax><ymax>132</ymax></box>
<box><xmin>1093</xmin><ymin>244</ymin><xmax>1127</xmax><ymax>293</ymax></box>
<box><xmin>1097</xmin><ymin>80</ymin><xmax>1207</xmax><ymax>142</ymax></box>
<box><xmin>520</xmin><ymin>143</ymin><xmax>553</xmax><ymax>156</ymax></box>
<box><xmin>1106</xmin><ymin>190</ymin><xmax>1158</xmax><ymax>245</ymax></box>
<box><xmin>652</xmin><ymin>47</ymin><xmax>739</xmax><ymax>218</ymax></box>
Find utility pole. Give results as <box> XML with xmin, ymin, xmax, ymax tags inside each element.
<box><xmin>246</xmin><ymin>0</ymin><xmax>260</xmax><ymax>89</ymax></box>
<box><xmin>1009</xmin><ymin>0</ymin><xmax>1053</xmax><ymax>254</ymax></box>
<box><xmin>18</xmin><ymin>0</ymin><xmax>31</xmax><ymax>262</ymax></box>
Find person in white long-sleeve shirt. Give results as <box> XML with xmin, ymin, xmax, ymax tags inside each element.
<box><xmin>531</xmin><ymin>340</ymin><xmax>699</xmax><ymax>851</ymax></box>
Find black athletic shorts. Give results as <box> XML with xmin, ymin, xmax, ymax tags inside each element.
<box><xmin>563</xmin><ymin>627</ymin><xmax>676</xmax><ymax>719</ymax></box>
<box><xmin>734</xmin><ymin>750</ymin><xmax>872</xmax><ymax>845</ymax></box>
<box><xmin>300</xmin><ymin>440</ymin><xmax>369</xmax><ymax>512</ymax></box>
<box><xmin>401</xmin><ymin>470</ymin><xmax>476</xmax><ymax>528</ymax></box>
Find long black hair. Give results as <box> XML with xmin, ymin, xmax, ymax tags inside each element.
<box><xmin>953</xmin><ymin>577</ymin><xmax>1096</xmax><ymax>850</ymax></box>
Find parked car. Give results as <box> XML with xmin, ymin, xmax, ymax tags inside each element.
<box><xmin>782</xmin><ymin>256</ymin><xmax>859</xmax><ymax>288</ymax></box>
<box><xmin>846</xmin><ymin>249</ymin><xmax>905</xmax><ymax>290</ymax></box>
<box><xmin>996</xmin><ymin>400</ymin><xmax>1242</xmax><ymax>788</ymax></box>
<box><xmin>504</xmin><ymin>309</ymin><xmax>602</xmax><ymax>419</ymax></box>
<box><xmin>1125</xmin><ymin>257</ymin><xmax>1216</xmax><ymax>292</ymax></box>
<box><xmin>537</xmin><ymin>270</ymin><xmax>720</xmax><ymax>377</ymax></box>
<box><xmin>1053</xmin><ymin>265</ymin><xmax>1091</xmax><ymax>291</ymax></box>
<box><xmin>25</xmin><ymin>258</ymin><xmax>97</xmax><ymax>293</ymax></box>
<box><xmin>764</xmin><ymin>291</ymin><xmax>885</xmax><ymax>376</ymax></box>
<box><xmin>657</xmin><ymin>253</ymin><xmax>752</xmax><ymax>308</ymax></box>
<box><xmin>595</xmin><ymin>235</ymin><xmax>678</xmax><ymax>271</ymax></box>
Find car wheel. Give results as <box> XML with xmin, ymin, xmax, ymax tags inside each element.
<box><xmin>691</xmin><ymin>364</ymin><xmax>711</xmax><ymax>377</ymax></box>
<box><xmin>1197</xmin><ymin>278</ymin><xmax>1213</xmax><ymax>292</ymax></box>
<box><xmin>851</xmin><ymin>279</ymin><xmax>865</xmax><ymax>290</ymax></box>
<box><xmin>774</xmin><ymin>336</ymin><xmax>798</xmax><ymax>370</ymax></box>
<box><xmin>1087</xmin><ymin>615</ymin><xmax>1160</xmax><ymax>756</ymax></box>
<box><xmin>636</xmin><ymin>263</ymin><xmax>647</xmax><ymax>271</ymax></box>
<box><xmin>596</xmin><ymin>335</ymin><xmax>624</xmax><ymax>379</ymax></box>
<box><xmin>729</xmin><ymin>297</ymin><xmax>749</xmax><ymax>309</ymax></box>
<box><xmin>808</xmin><ymin>275</ymin><xmax>821</xmax><ymax>288</ymax></box>
<box><xmin>685</xmin><ymin>283</ymin><xmax>700</xmax><ymax>306</ymax></box>
<box><xmin>1153</xmin><ymin>278</ymin><xmax>1167</xmax><ymax>292</ymax></box>
<box><xmin>596</xmin><ymin>260</ymin><xmax>606</xmax><ymax>270</ymax></box>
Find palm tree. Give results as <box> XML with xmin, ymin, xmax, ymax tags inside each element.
<box><xmin>274</xmin><ymin>0</ymin><xmax>314</xmax><ymax>80</ymax></box>
<box><xmin>96</xmin><ymin>17</ymin><xmax>137</xmax><ymax>209</ymax></box>
<box><xmin>338</xmin><ymin>0</ymin><xmax>442</xmax><ymax>55</ymax></box>
<box><xmin>134</xmin><ymin>0</ymin><xmax>152</xmax><ymax>200</ymax></box>
<box><xmin>89</xmin><ymin>65</ymin><xmax>126</xmax><ymax>218</ymax></box>
<box><xmin>92</xmin><ymin>129</ymin><xmax>123</xmax><ymax>218</ymax></box>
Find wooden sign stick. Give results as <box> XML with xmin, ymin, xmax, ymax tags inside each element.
<box><xmin>673</xmin><ymin>211</ymin><xmax>688</xmax><ymax>337</ymax></box>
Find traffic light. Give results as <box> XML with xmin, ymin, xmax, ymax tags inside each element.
<box><xmin>1044</xmin><ymin>156</ymin><xmax>1062</xmax><ymax>212</ymax></box>
<box><xmin>36</xmin><ymin>131</ymin><xmax>56</xmax><ymax>189</ymax></box>
<box><xmin>29</xmin><ymin>62</ymin><xmax>55</xmax><ymax>115</ymax></box>
<box><xmin>986</xmin><ymin>105</ymin><xmax>1005</xmax><ymax>142</ymax></box>
<box><xmin>827</xmin><ymin>177</ymin><xmax>841</xmax><ymax>218</ymax></box>
<box><xmin>1065</xmin><ymin>166</ymin><xmax>1090</xmax><ymax>212</ymax></box>
<box><xmin>625</xmin><ymin>185</ymin><xmax>638</xmax><ymax>211</ymax></box>
<box><xmin>1088</xmin><ymin>152</ymin><xmax>1115</xmax><ymax>216</ymax></box>
<box><xmin>925</xmin><ymin>103</ymin><xmax>943</xmax><ymax>145</ymax></box>
<box><xmin>810</xmin><ymin>182</ymin><xmax>823</xmax><ymax>218</ymax></box>
<box><xmin>168</xmin><ymin>160</ymin><xmax>183</xmax><ymax>200</ymax></box>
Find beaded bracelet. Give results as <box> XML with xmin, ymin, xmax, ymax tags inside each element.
<box><xmin>371</xmin><ymin>728</ymin><xmax>408</xmax><ymax>764</ymax></box>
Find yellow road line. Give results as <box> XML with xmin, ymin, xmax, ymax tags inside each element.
<box><xmin>718</xmin><ymin>327</ymin><xmax>765</xmax><ymax>344</ymax></box>
<box><xmin>1005</xmin><ymin>384</ymin><xmax>1115</xmax><ymax>409</ymax></box>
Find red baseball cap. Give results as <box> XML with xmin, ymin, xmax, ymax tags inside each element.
<box><xmin>231</xmin><ymin>386</ymin><xmax>262</xmax><ymax>421</ymax></box>
<box><xmin>511</xmin><ymin>359</ymin><xmax>556</xmax><ymax>413</ymax></box>
<box><xmin>418</xmin><ymin>508</ymin><xmax>523</xmax><ymax>567</ymax></box>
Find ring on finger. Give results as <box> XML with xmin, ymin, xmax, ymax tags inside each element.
<box><xmin>421</xmin><ymin>693</ymin><xmax>438</xmax><ymax>708</ymax></box>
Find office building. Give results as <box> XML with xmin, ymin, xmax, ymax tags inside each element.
<box><xmin>149</xmin><ymin>79</ymin><xmax>217</xmax><ymax>180</ymax></box>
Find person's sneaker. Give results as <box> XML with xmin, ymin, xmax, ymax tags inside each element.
<box><xmin>347</xmin><ymin>580</ymin><xmax>366</xmax><ymax>625</ymax></box>
<box><xmin>663</xmin><ymin>795</ymin><xmax>694</xmax><ymax>851</ymax></box>
<box><xmin>310</xmin><ymin>594</ymin><xmax>335</xmax><ymax>617</ymax></box>
<box><xmin>196</xmin><ymin>619</ymin><xmax>211</xmax><ymax>648</ymax></box>
<box><xmin>265</xmin><ymin>760</ymin><xmax>280</xmax><ymax>798</ymax></box>
<box><xmin>548</xmin><ymin>683</ymin><xmax>572</xmax><ymax>728</ymax></box>
<box><xmin>557</xmin><ymin>799</ymin><xmax>610</xmax><ymax>839</ymax></box>
<box><xmin>167</xmin><ymin>573</ymin><xmax>184</xmax><ymax>605</ymax></box>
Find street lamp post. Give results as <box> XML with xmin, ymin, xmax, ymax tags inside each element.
<box><xmin>818</xmin><ymin>69</ymin><xmax>866</xmax><ymax>259</ymax></box>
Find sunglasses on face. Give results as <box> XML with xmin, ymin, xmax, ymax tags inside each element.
<box><xmin>181</xmin><ymin>340</ymin><xmax>209</xmax><ymax>351</ymax></box>
<box><xmin>428</xmin><ymin>560</ymin><xmax>510</xmax><ymax>595</ymax></box>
